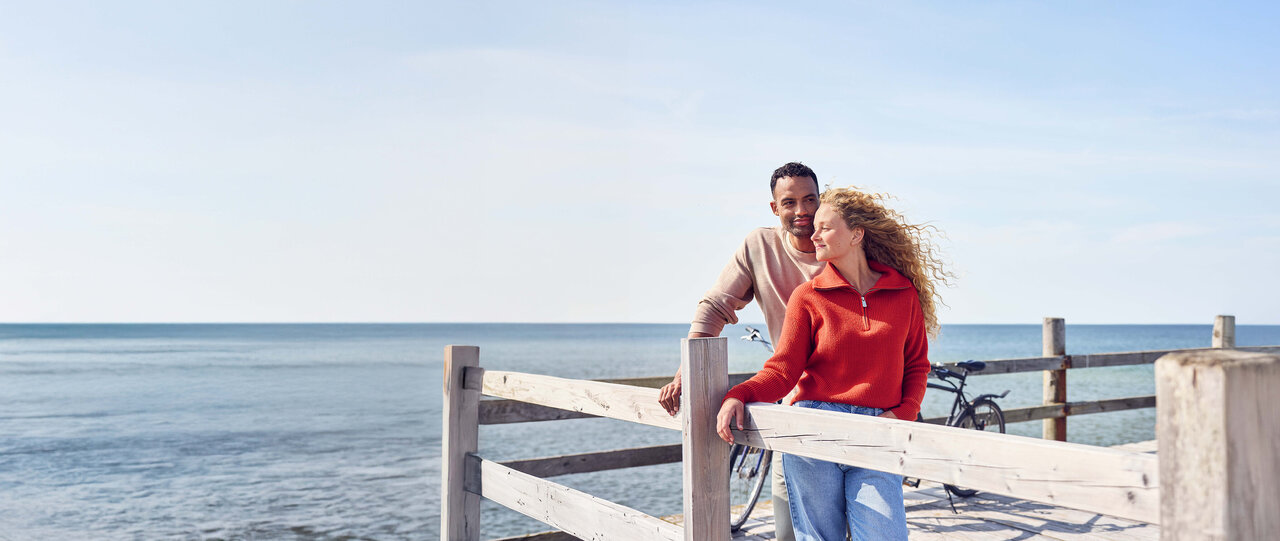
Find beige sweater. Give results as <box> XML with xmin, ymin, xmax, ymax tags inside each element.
<box><xmin>690</xmin><ymin>226</ymin><xmax>824</xmax><ymax>344</ymax></box>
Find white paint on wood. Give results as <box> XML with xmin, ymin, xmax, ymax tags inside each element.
<box><xmin>680</xmin><ymin>337</ymin><xmax>730</xmax><ymax>541</ymax></box>
<box><xmin>441</xmin><ymin>345</ymin><xmax>481</xmax><ymax>541</ymax></box>
<box><xmin>1212</xmin><ymin>315</ymin><xmax>1236</xmax><ymax>348</ymax></box>
<box><xmin>480</xmin><ymin>370</ymin><xmax>682</xmax><ymax>431</ymax></box>
<box><xmin>1156</xmin><ymin>350</ymin><xmax>1279</xmax><ymax>540</ymax></box>
<box><xmin>475</xmin><ymin>457</ymin><xmax>683</xmax><ymax>541</ymax></box>
<box><xmin>1043</xmin><ymin>317</ymin><xmax>1068</xmax><ymax>441</ymax></box>
<box><xmin>731</xmin><ymin>403</ymin><xmax>1160</xmax><ymax>524</ymax></box>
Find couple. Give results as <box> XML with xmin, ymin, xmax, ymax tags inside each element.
<box><xmin>658</xmin><ymin>162</ymin><xmax>947</xmax><ymax>541</ymax></box>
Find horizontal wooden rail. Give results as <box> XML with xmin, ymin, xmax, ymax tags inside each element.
<box><xmin>480</xmin><ymin>400</ymin><xmax>597</xmax><ymax>425</ymax></box>
<box><xmin>476</xmin><ymin>368</ymin><xmax>682</xmax><ymax>430</ymax></box>
<box><xmin>938</xmin><ymin>345</ymin><xmax>1280</xmax><ymax>376</ymax></box>
<box><xmin>498</xmin><ymin>444</ymin><xmax>683</xmax><ymax>478</ymax></box>
<box><xmin>732</xmin><ymin>403</ymin><xmax>1159</xmax><ymax>523</ymax></box>
<box><xmin>478</xmin><ymin>373</ymin><xmax>752</xmax><ymax>425</ymax></box>
<box><xmin>466</xmin><ymin>456</ymin><xmax>683</xmax><ymax>541</ymax></box>
<box><xmin>1002</xmin><ymin>394</ymin><xmax>1156</xmax><ymax>424</ymax></box>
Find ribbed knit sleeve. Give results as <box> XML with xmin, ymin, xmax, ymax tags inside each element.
<box><xmin>888</xmin><ymin>295</ymin><xmax>930</xmax><ymax>421</ymax></box>
<box><xmin>689</xmin><ymin>238</ymin><xmax>755</xmax><ymax>337</ymax></box>
<box><xmin>723</xmin><ymin>286</ymin><xmax>814</xmax><ymax>405</ymax></box>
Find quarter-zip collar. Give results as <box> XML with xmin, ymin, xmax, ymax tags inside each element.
<box><xmin>812</xmin><ymin>260</ymin><xmax>912</xmax><ymax>294</ymax></box>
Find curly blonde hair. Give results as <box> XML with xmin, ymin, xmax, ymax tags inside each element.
<box><xmin>820</xmin><ymin>186</ymin><xmax>953</xmax><ymax>338</ymax></box>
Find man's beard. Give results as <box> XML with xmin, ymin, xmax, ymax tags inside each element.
<box><xmin>788</xmin><ymin>222</ymin><xmax>814</xmax><ymax>239</ymax></box>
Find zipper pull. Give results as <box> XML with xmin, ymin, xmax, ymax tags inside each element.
<box><xmin>860</xmin><ymin>295</ymin><xmax>870</xmax><ymax>330</ymax></box>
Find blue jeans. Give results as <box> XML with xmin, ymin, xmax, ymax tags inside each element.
<box><xmin>782</xmin><ymin>401</ymin><xmax>908</xmax><ymax>541</ymax></box>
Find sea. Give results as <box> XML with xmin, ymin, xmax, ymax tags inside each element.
<box><xmin>2</xmin><ymin>323</ymin><xmax>1277</xmax><ymax>540</ymax></box>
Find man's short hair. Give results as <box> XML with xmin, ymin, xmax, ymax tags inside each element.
<box><xmin>769</xmin><ymin>162</ymin><xmax>820</xmax><ymax>197</ymax></box>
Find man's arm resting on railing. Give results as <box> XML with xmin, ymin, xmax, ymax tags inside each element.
<box><xmin>658</xmin><ymin>331</ymin><xmax>715</xmax><ymax>416</ymax></box>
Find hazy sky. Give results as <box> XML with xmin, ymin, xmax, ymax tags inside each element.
<box><xmin>2</xmin><ymin>2</ymin><xmax>1277</xmax><ymax>324</ymax></box>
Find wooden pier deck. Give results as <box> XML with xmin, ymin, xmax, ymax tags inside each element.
<box><xmin>678</xmin><ymin>441</ymin><xmax>1161</xmax><ymax>541</ymax></box>
<box><xmin>722</xmin><ymin>484</ymin><xmax>1158</xmax><ymax>540</ymax></box>
<box><xmin>506</xmin><ymin>440</ymin><xmax>1160</xmax><ymax>541</ymax></box>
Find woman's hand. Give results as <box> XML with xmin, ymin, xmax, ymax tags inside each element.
<box><xmin>716</xmin><ymin>398</ymin><xmax>745</xmax><ymax>444</ymax></box>
<box><xmin>877</xmin><ymin>410</ymin><xmax>899</xmax><ymax>420</ymax></box>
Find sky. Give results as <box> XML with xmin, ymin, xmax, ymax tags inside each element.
<box><xmin>1</xmin><ymin>1</ymin><xmax>1277</xmax><ymax>324</ymax></box>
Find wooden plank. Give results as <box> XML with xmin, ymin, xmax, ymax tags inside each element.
<box><xmin>731</xmin><ymin>403</ymin><xmax>1160</xmax><ymax>524</ymax></box>
<box><xmin>480</xmin><ymin>400</ymin><xmax>598</xmax><ymax>425</ymax></box>
<box><xmin>478</xmin><ymin>373</ymin><xmax>754</xmax><ymax>425</ymax></box>
<box><xmin>1043</xmin><ymin>317</ymin><xmax>1068</xmax><ymax>441</ymax></box>
<box><xmin>1069</xmin><ymin>395</ymin><xmax>1156</xmax><ymax>416</ymax></box>
<box><xmin>1002</xmin><ymin>395</ymin><xmax>1156</xmax><ymax>424</ymax></box>
<box><xmin>479</xmin><ymin>370</ymin><xmax>681</xmax><ymax>431</ymax></box>
<box><xmin>1157</xmin><ymin>350</ymin><xmax>1280</xmax><ymax>540</ymax></box>
<box><xmin>938</xmin><ymin>346</ymin><xmax>1280</xmax><ymax>376</ymax></box>
<box><xmin>498</xmin><ymin>444</ymin><xmax>683</xmax><ymax>478</ymax></box>
<box><xmin>909</xmin><ymin>487</ymin><xmax>1160</xmax><ymax>541</ymax></box>
<box><xmin>1212</xmin><ymin>315</ymin><xmax>1235</xmax><ymax>348</ymax></box>
<box><xmin>442</xmin><ymin>345</ymin><xmax>481</xmax><ymax>541</ymax></box>
<box><xmin>489</xmin><ymin>532</ymin><xmax>580</xmax><ymax>541</ymax></box>
<box><xmin>471</xmin><ymin>457</ymin><xmax>683</xmax><ymax>541</ymax></box>
<box><xmin>936</xmin><ymin>356</ymin><xmax>1067</xmax><ymax>375</ymax></box>
<box><xmin>680</xmin><ymin>337</ymin><xmax>730</xmax><ymax>541</ymax></box>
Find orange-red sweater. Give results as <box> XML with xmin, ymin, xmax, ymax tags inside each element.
<box><xmin>723</xmin><ymin>260</ymin><xmax>930</xmax><ymax>421</ymax></box>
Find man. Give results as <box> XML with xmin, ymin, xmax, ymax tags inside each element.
<box><xmin>658</xmin><ymin>162</ymin><xmax>823</xmax><ymax>541</ymax></box>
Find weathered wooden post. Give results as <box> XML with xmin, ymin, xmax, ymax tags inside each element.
<box><xmin>1042</xmin><ymin>317</ymin><xmax>1067</xmax><ymax>441</ymax></box>
<box><xmin>1157</xmin><ymin>350</ymin><xmax>1279</xmax><ymax>540</ymax></box>
<box><xmin>442</xmin><ymin>345</ymin><xmax>481</xmax><ymax>541</ymax></box>
<box><xmin>1212</xmin><ymin>315</ymin><xmax>1236</xmax><ymax>348</ymax></box>
<box><xmin>681</xmin><ymin>337</ymin><xmax>730</xmax><ymax>541</ymax></box>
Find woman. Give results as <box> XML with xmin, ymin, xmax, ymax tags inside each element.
<box><xmin>715</xmin><ymin>186</ymin><xmax>949</xmax><ymax>541</ymax></box>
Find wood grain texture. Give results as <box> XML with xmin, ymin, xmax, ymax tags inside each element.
<box><xmin>478</xmin><ymin>373</ymin><xmax>754</xmax><ymax>425</ymax></box>
<box><xmin>473</xmin><ymin>456</ymin><xmax>683</xmax><ymax>541</ymax></box>
<box><xmin>932</xmin><ymin>346</ymin><xmax>1280</xmax><ymax>376</ymax></box>
<box><xmin>1001</xmin><ymin>395</ymin><xmax>1156</xmax><ymax>424</ymax></box>
<box><xmin>1157</xmin><ymin>350</ymin><xmax>1279</xmax><ymax>540</ymax></box>
<box><xmin>479</xmin><ymin>370</ymin><xmax>681</xmax><ymax>431</ymax></box>
<box><xmin>1212</xmin><ymin>315</ymin><xmax>1235</xmax><ymax>348</ymax></box>
<box><xmin>680</xmin><ymin>337</ymin><xmax>730</xmax><ymax>541</ymax></box>
<box><xmin>730</xmin><ymin>403</ymin><xmax>1159</xmax><ymax>523</ymax></box>
<box><xmin>442</xmin><ymin>345</ymin><xmax>481</xmax><ymax>541</ymax></box>
<box><xmin>1043</xmin><ymin>317</ymin><xmax>1068</xmax><ymax>441</ymax></box>
<box><xmin>498</xmin><ymin>444</ymin><xmax>682</xmax><ymax>479</ymax></box>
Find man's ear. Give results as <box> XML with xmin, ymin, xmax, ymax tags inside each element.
<box><xmin>770</xmin><ymin>201</ymin><xmax>780</xmax><ymax>216</ymax></box>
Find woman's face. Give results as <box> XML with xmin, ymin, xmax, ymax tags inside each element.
<box><xmin>811</xmin><ymin>206</ymin><xmax>859</xmax><ymax>262</ymax></box>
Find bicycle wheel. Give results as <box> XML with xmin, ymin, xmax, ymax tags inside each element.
<box><xmin>945</xmin><ymin>398</ymin><xmax>1005</xmax><ymax>498</ymax></box>
<box><xmin>728</xmin><ymin>443</ymin><xmax>771</xmax><ymax>531</ymax></box>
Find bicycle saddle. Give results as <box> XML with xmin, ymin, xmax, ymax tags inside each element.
<box><xmin>957</xmin><ymin>360</ymin><xmax>986</xmax><ymax>372</ymax></box>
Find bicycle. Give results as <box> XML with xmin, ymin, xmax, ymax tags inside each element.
<box><xmin>907</xmin><ymin>360</ymin><xmax>1009</xmax><ymax>498</ymax></box>
<box><xmin>728</xmin><ymin>326</ymin><xmax>773</xmax><ymax>531</ymax></box>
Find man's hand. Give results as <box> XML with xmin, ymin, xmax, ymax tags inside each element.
<box><xmin>716</xmin><ymin>398</ymin><xmax>745</xmax><ymax>444</ymax></box>
<box><xmin>659</xmin><ymin>372</ymin><xmax>682</xmax><ymax>416</ymax></box>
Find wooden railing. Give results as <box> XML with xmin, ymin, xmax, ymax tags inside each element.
<box><xmin>928</xmin><ymin>315</ymin><xmax>1280</xmax><ymax>441</ymax></box>
<box><xmin>442</xmin><ymin>324</ymin><xmax>1280</xmax><ymax>541</ymax></box>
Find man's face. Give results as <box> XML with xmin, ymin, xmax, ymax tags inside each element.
<box><xmin>770</xmin><ymin>176</ymin><xmax>819</xmax><ymax>239</ymax></box>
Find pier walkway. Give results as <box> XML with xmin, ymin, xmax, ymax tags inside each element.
<box><xmin>502</xmin><ymin>443</ymin><xmax>1161</xmax><ymax>541</ymax></box>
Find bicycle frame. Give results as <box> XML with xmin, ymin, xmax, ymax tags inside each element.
<box><xmin>927</xmin><ymin>376</ymin><xmax>972</xmax><ymax>425</ymax></box>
